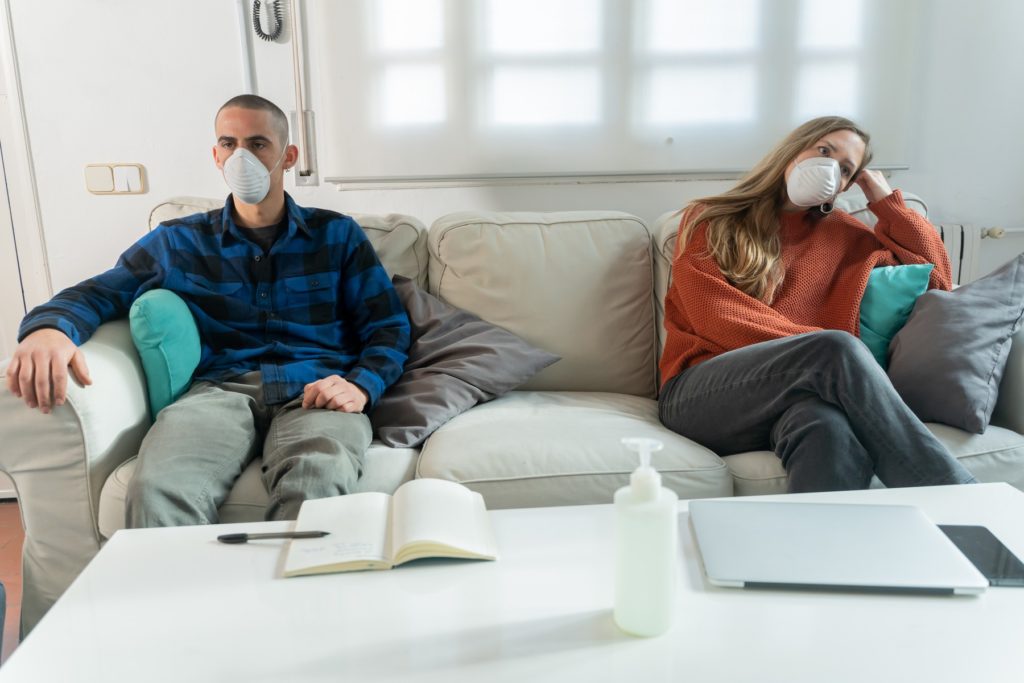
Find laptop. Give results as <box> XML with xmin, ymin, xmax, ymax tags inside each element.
<box><xmin>688</xmin><ymin>499</ymin><xmax>989</xmax><ymax>595</ymax></box>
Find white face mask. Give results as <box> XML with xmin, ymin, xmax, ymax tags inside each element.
<box><xmin>786</xmin><ymin>157</ymin><xmax>843</xmax><ymax>211</ymax></box>
<box><xmin>222</xmin><ymin>147</ymin><xmax>285</xmax><ymax>205</ymax></box>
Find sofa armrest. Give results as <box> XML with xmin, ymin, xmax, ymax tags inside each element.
<box><xmin>992</xmin><ymin>327</ymin><xmax>1024</xmax><ymax>434</ymax></box>
<box><xmin>0</xmin><ymin>320</ymin><xmax>150</xmax><ymax>634</ymax></box>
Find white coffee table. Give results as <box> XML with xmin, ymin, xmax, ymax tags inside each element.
<box><xmin>2</xmin><ymin>484</ymin><xmax>1023</xmax><ymax>682</ymax></box>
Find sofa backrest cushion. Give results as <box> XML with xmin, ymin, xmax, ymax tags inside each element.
<box><xmin>653</xmin><ymin>209</ymin><xmax>682</xmax><ymax>369</ymax></box>
<box><xmin>351</xmin><ymin>213</ymin><xmax>429</xmax><ymax>289</ymax></box>
<box><xmin>148</xmin><ymin>197</ymin><xmax>428</xmax><ymax>287</ymax></box>
<box><xmin>428</xmin><ymin>211</ymin><xmax>658</xmax><ymax>398</ymax></box>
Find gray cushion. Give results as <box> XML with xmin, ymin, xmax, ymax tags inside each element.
<box><xmin>369</xmin><ymin>276</ymin><xmax>560</xmax><ymax>448</ymax></box>
<box><xmin>888</xmin><ymin>254</ymin><xmax>1024</xmax><ymax>433</ymax></box>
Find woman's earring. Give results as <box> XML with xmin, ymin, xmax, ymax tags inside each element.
<box><xmin>819</xmin><ymin>202</ymin><xmax>834</xmax><ymax>214</ymax></box>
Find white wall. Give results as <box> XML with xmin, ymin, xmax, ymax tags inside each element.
<box><xmin>8</xmin><ymin>0</ymin><xmax>241</xmax><ymax>296</ymax></box>
<box><xmin>899</xmin><ymin>0</ymin><xmax>1024</xmax><ymax>229</ymax></box>
<box><xmin>4</xmin><ymin>0</ymin><xmax>1023</xmax><ymax>306</ymax></box>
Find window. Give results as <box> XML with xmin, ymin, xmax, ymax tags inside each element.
<box><xmin>370</xmin><ymin>0</ymin><xmax>446</xmax><ymax>126</ymax></box>
<box><xmin>314</xmin><ymin>0</ymin><xmax>922</xmax><ymax>182</ymax></box>
<box><xmin>484</xmin><ymin>0</ymin><xmax>602</xmax><ymax>127</ymax></box>
<box><xmin>795</xmin><ymin>0</ymin><xmax>864</xmax><ymax>120</ymax></box>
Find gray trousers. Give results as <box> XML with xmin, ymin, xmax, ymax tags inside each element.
<box><xmin>125</xmin><ymin>372</ymin><xmax>371</xmax><ymax>527</ymax></box>
<box><xmin>659</xmin><ymin>331</ymin><xmax>977</xmax><ymax>493</ymax></box>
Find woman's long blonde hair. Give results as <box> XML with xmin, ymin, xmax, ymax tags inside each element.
<box><xmin>680</xmin><ymin>116</ymin><xmax>873</xmax><ymax>303</ymax></box>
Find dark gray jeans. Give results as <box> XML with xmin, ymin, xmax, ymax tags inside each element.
<box><xmin>659</xmin><ymin>331</ymin><xmax>977</xmax><ymax>492</ymax></box>
<box><xmin>125</xmin><ymin>371</ymin><xmax>371</xmax><ymax>527</ymax></box>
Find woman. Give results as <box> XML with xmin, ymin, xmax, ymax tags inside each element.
<box><xmin>658</xmin><ymin>116</ymin><xmax>976</xmax><ymax>492</ymax></box>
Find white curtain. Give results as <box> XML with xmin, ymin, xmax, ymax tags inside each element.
<box><xmin>310</xmin><ymin>0</ymin><xmax>924</xmax><ymax>181</ymax></box>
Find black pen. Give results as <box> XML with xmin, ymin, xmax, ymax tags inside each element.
<box><xmin>217</xmin><ymin>530</ymin><xmax>330</xmax><ymax>544</ymax></box>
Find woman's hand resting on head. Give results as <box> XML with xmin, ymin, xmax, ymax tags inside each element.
<box><xmin>854</xmin><ymin>168</ymin><xmax>893</xmax><ymax>204</ymax></box>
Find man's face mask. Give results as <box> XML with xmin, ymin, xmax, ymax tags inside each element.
<box><xmin>786</xmin><ymin>157</ymin><xmax>843</xmax><ymax>213</ymax></box>
<box><xmin>222</xmin><ymin>147</ymin><xmax>285</xmax><ymax>205</ymax></box>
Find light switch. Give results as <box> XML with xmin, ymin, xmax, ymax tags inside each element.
<box><xmin>84</xmin><ymin>165</ymin><xmax>115</xmax><ymax>193</ymax></box>
<box><xmin>85</xmin><ymin>163</ymin><xmax>146</xmax><ymax>194</ymax></box>
<box><xmin>113</xmin><ymin>165</ymin><xmax>142</xmax><ymax>192</ymax></box>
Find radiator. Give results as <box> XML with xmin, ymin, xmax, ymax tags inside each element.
<box><xmin>939</xmin><ymin>224</ymin><xmax>1024</xmax><ymax>285</ymax></box>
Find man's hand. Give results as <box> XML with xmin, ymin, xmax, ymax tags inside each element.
<box><xmin>5</xmin><ymin>328</ymin><xmax>92</xmax><ymax>414</ymax></box>
<box><xmin>854</xmin><ymin>168</ymin><xmax>893</xmax><ymax>204</ymax></box>
<box><xmin>302</xmin><ymin>375</ymin><xmax>368</xmax><ymax>413</ymax></box>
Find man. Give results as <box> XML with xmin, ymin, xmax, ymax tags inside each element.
<box><xmin>5</xmin><ymin>94</ymin><xmax>410</xmax><ymax>525</ymax></box>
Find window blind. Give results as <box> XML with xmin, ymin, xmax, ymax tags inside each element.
<box><xmin>310</xmin><ymin>0</ymin><xmax>924</xmax><ymax>182</ymax></box>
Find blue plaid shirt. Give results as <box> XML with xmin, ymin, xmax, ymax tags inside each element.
<box><xmin>19</xmin><ymin>194</ymin><xmax>410</xmax><ymax>407</ymax></box>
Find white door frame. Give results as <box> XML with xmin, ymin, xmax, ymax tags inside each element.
<box><xmin>0</xmin><ymin>141</ymin><xmax>22</xmax><ymax>496</ymax></box>
<box><xmin>0</xmin><ymin>0</ymin><xmax>51</xmax><ymax>314</ymax></box>
<box><xmin>0</xmin><ymin>133</ymin><xmax>26</xmax><ymax>361</ymax></box>
<box><xmin>0</xmin><ymin>0</ymin><xmax>50</xmax><ymax>499</ymax></box>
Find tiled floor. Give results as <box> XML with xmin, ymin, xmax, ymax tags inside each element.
<box><xmin>0</xmin><ymin>502</ymin><xmax>22</xmax><ymax>663</ymax></box>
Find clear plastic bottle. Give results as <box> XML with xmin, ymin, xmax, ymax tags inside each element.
<box><xmin>613</xmin><ymin>437</ymin><xmax>679</xmax><ymax>637</ymax></box>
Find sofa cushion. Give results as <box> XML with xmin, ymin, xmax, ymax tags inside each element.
<box><xmin>351</xmin><ymin>212</ymin><xmax>429</xmax><ymax>289</ymax></box>
<box><xmin>719</xmin><ymin>451</ymin><xmax>789</xmax><ymax>497</ymax></box>
<box><xmin>888</xmin><ymin>253</ymin><xmax>1024</xmax><ymax>433</ymax></box>
<box><xmin>428</xmin><ymin>211</ymin><xmax>658</xmax><ymax>398</ymax></box>
<box><xmin>858</xmin><ymin>264</ymin><xmax>933</xmax><ymax>368</ymax></box>
<box><xmin>148</xmin><ymin>197</ymin><xmax>428</xmax><ymax>287</ymax></box>
<box><xmin>992</xmin><ymin>326</ymin><xmax>1024</xmax><ymax>433</ymax></box>
<box><xmin>97</xmin><ymin>442</ymin><xmax>419</xmax><ymax>539</ymax></box>
<box><xmin>371</xmin><ymin>276</ymin><xmax>560</xmax><ymax>448</ymax></box>
<box><xmin>129</xmin><ymin>289</ymin><xmax>201</xmax><ymax>416</ymax></box>
<box><xmin>722</xmin><ymin>422</ymin><xmax>1024</xmax><ymax>497</ymax></box>
<box><xmin>148</xmin><ymin>196</ymin><xmax>222</xmax><ymax>228</ymax></box>
<box><xmin>416</xmin><ymin>390</ymin><xmax>732</xmax><ymax>509</ymax></box>
<box><xmin>925</xmin><ymin>422</ymin><xmax>1024</xmax><ymax>490</ymax></box>
<box><xmin>652</xmin><ymin>209</ymin><xmax>683</xmax><ymax>364</ymax></box>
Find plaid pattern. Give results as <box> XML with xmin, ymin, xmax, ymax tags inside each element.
<box><xmin>19</xmin><ymin>194</ymin><xmax>410</xmax><ymax>407</ymax></box>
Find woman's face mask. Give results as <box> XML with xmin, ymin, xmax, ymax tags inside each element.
<box><xmin>222</xmin><ymin>147</ymin><xmax>285</xmax><ymax>205</ymax></box>
<box><xmin>786</xmin><ymin>156</ymin><xmax>843</xmax><ymax>211</ymax></box>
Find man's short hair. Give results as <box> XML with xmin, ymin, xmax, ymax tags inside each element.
<box><xmin>216</xmin><ymin>94</ymin><xmax>289</xmax><ymax>147</ymax></box>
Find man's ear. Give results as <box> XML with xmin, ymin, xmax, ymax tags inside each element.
<box><xmin>283</xmin><ymin>144</ymin><xmax>299</xmax><ymax>171</ymax></box>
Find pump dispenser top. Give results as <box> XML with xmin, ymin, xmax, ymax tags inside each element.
<box><xmin>622</xmin><ymin>437</ymin><xmax>663</xmax><ymax>502</ymax></box>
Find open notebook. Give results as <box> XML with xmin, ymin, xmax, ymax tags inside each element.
<box><xmin>283</xmin><ymin>478</ymin><xmax>498</xmax><ymax>577</ymax></box>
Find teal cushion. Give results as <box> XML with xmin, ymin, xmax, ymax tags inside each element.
<box><xmin>129</xmin><ymin>289</ymin><xmax>201</xmax><ymax>417</ymax></box>
<box><xmin>859</xmin><ymin>264</ymin><xmax>934</xmax><ymax>368</ymax></box>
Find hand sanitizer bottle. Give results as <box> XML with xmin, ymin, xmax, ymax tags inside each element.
<box><xmin>613</xmin><ymin>437</ymin><xmax>678</xmax><ymax>637</ymax></box>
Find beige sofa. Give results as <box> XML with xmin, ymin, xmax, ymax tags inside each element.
<box><xmin>3</xmin><ymin>195</ymin><xmax>1024</xmax><ymax>635</ymax></box>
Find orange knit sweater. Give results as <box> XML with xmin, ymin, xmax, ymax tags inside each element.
<box><xmin>659</xmin><ymin>190</ymin><xmax>953</xmax><ymax>386</ymax></box>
